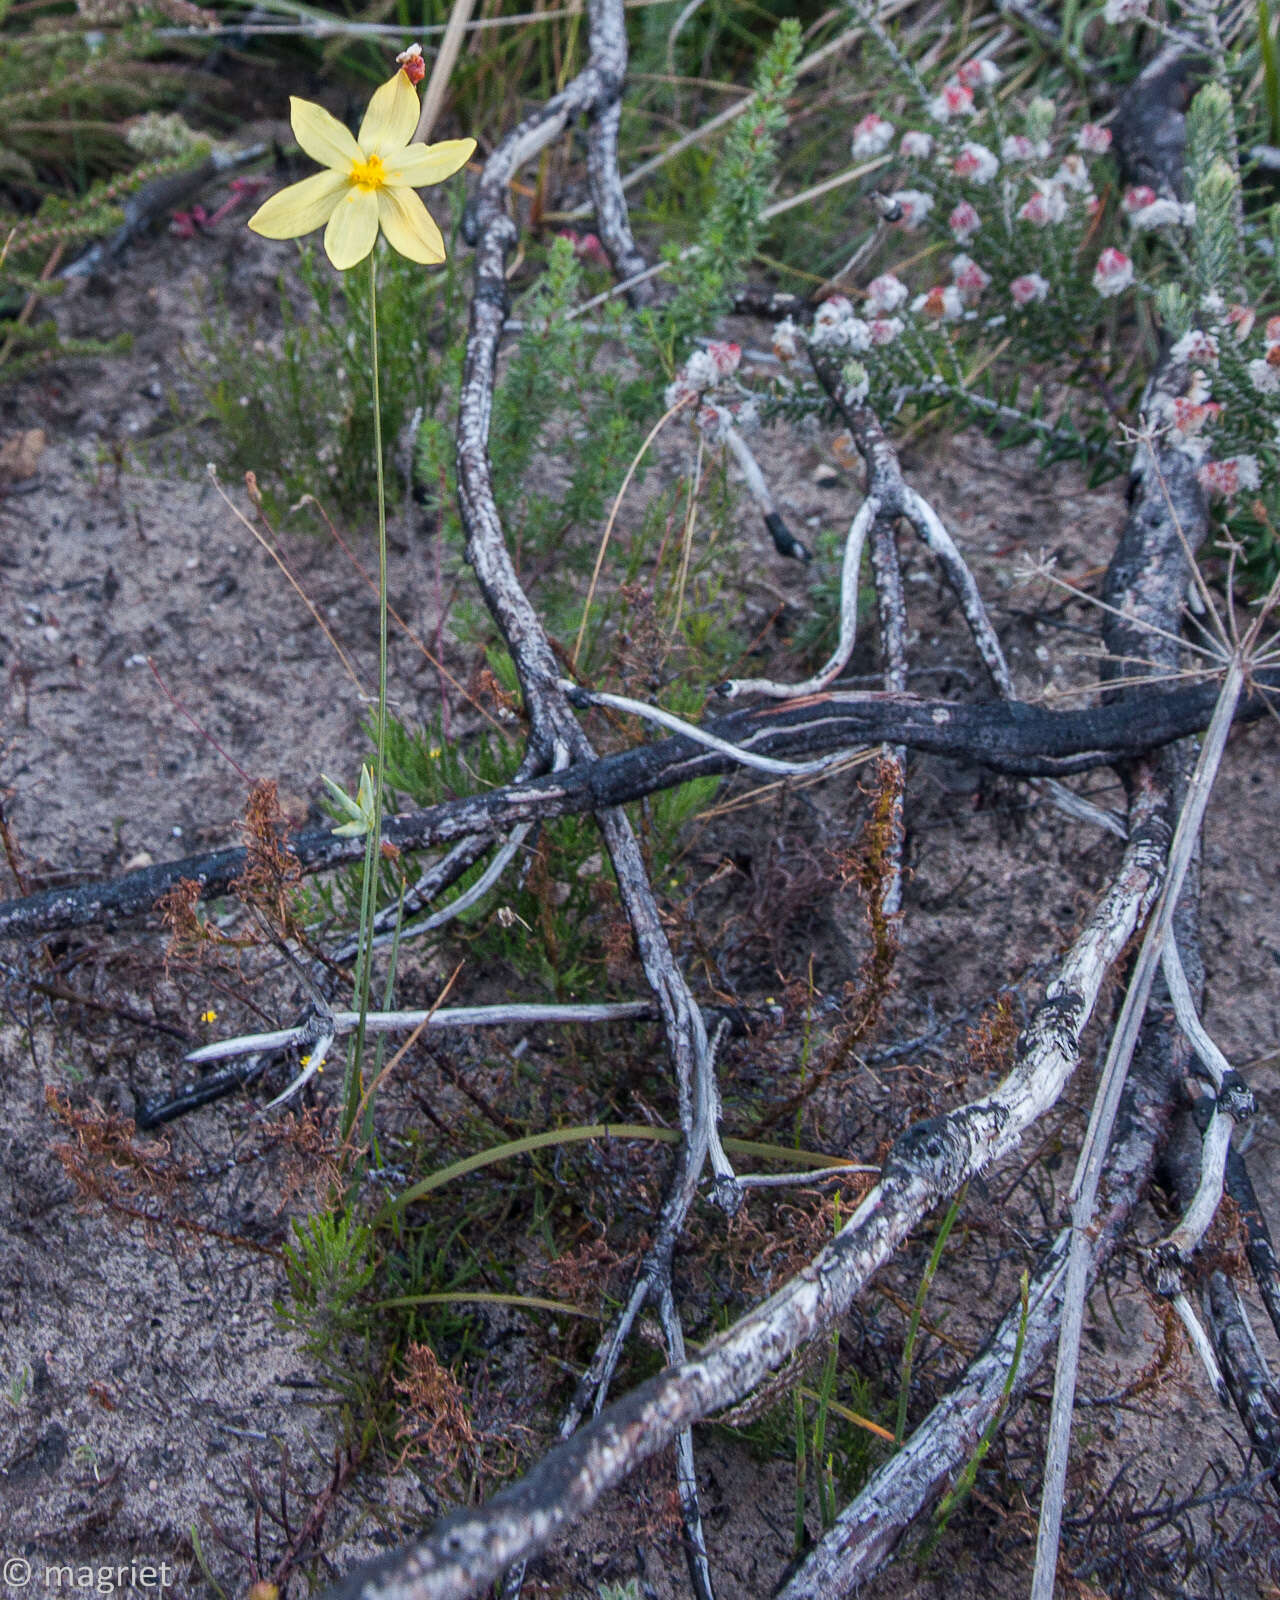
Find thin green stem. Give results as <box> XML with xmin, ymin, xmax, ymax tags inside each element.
<box><xmin>894</xmin><ymin>1183</ymin><xmax>967</xmax><ymax>1447</ymax></box>
<box><xmin>345</xmin><ymin>249</ymin><xmax>390</xmax><ymax>1155</ymax></box>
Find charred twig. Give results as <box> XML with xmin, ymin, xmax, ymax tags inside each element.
<box><xmin>1203</xmin><ymin>1273</ymin><xmax>1280</xmax><ymax>1474</ymax></box>
<box><xmin>4</xmin><ymin>678</ymin><xmax>1273</xmax><ymax>946</ymax></box>
<box><xmin>1224</xmin><ymin>1145</ymin><xmax>1280</xmax><ymax>1345</ymax></box>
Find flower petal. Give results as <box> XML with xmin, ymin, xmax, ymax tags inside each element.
<box><xmin>358</xmin><ymin>71</ymin><xmax>419</xmax><ymax>158</ymax></box>
<box><xmin>248</xmin><ymin>168</ymin><xmax>348</xmax><ymax>239</ymax></box>
<box><xmin>324</xmin><ymin>186</ymin><xmax>380</xmax><ymax>269</ymax></box>
<box><xmin>290</xmin><ymin>96</ymin><xmax>361</xmax><ymax>171</ymax></box>
<box><xmin>376</xmin><ymin>185</ymin><xmax>446</xmax><ymax>264</ymax></box>
<box><xmin>386</xmin><ymin>138</ymin><xmax>476</xmax><ymax>189</ymax></box>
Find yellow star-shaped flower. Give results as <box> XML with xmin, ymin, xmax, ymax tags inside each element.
<box><xmin>247</xmin><ymin>70</ymin><xmax>475</xmax><ymax>270</ymax></box>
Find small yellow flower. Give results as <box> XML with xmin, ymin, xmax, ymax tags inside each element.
<box><xmin>200</xmin><ymin>1008</ymin><xmax>218</xmax><ymax>1024</ymax></box>
<box><xmin>247</xmin><ymin>69</ymin><xmax>475</xmax><ymax>270</ymax></box>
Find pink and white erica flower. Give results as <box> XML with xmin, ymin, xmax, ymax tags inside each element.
<box><xmin>889</xmin><ymin>189</ymin><xmax>934</xmax><ymax>228</ymax></box>
<box><xmin>928</xmin><ymin>80</ymin><xmax>975</xmax><ymax>120</ymax></box>
<box><xmin>664</xmin><ymin>374</ymin><xmax>699</xmax><ymax>410</ymax></box>
<box><xmin>1226</xmin><ymin>304</ymin><xmax>1256</xmax><ymax>341</ymax></box>
<box><xmin>868</xmin><ymin>315</ymin><xmax>904</xmax><ymax>346</ymax></box>
<box><xmin>1018</xmin><ymin>184</ymin><xmax>1066</xmax><ymax>226</ymax></box>
<box><xmin>1075</xmin><ymin>123</ymin><xmax>1112</xmax><ymax>154</ymax></box>
<box><xmin>1171</xmin><ymin>394</ymin><xmax>1221</xmax><ymax>435</ymax></box>
<box><xmin>706</xmin><ymin>340</ymin><xmax>742</xmax><ymax>378</ymax></box>
<box><xmin>1198</xmin><ymin>455</ymin><xmax>1261</xmax><ymax>497</ymax></box>
<box><xmin>1247</xmin><ymin>358</ymin><xmax>1280</xmax><ymax>394</ymax></box>
<box><xmin>866</xmin><ymin>272</ymin><xmax>908</xmax><ymax>313</ymax></box>
<box><xmin>812</xmin><ymin>296</ymin><xmax>872</xmax><ymax>352</ymax></box>
<box><xmin>1265</xmin><ymin>314</ymin><xmax>1280</xmax><ymax>349</ymax></box>
<box><xmin>556</xmin><ymin>229</ymin><xmax>610</xmax><ymax>267</ymax></box>
<box><xmin>951</xmin><ymin>253</ymin><xmax>991</xmax><ymax>299</ymax></box>
<box><xmin>1010</xmin><ymin>273</ymin><xmax>1050</xmax><ymax>306</ymax></box>
<box><xmin>1052</xmin><ymin>154</ymin><xmax>1093</xmax><ymax>194</ymax></box>
<box><xmin>1122</xmin><ymin>184</ymin><xmax>1158</xmax><ymax>213</ymax></box>
<box><xmin>1092</xmin><ymin>247</ymin><xmax>1134</xmax><ymax>297</ymax></box>
<box><xmin>1170</xmin><ymin>329</ymin><xmax>1219</xmax><ymax>365</ymax></box>
<box><xmin>912</xmin><ymin>283</ymin><xmax>965</xmax><ymax>321</ymax></box>
<box><xmin>955</xmin><ymin>58</ymin><xmax>1001</xmax><ymax>88</ymax></box>
<box><xmin>851</xmin><ymin>112</ymin><xmax>896</xmax><ymax>158</ymax></box>
<box><xmin>1129</xmin><ymin>198</ymin><xmax>1194</xmax><ymax>230</ymax></box>
<box><xmin>1001</xmin><ymin>133</ymin><xmax>1047</xmax><ymax>163</ymax></box>
<box><xmin>682</xmin><ymin>349</ymin><xmax>721</xmax><ymax>390</ymax></box>
<box><xmin>899</xmin><ymin>129</ymin><xmax>934</xmax><ymax>160</ymax></box>
<box><xmin>695</xmin><ymin>402</ymin><xmax>732</xmax><ymax>443</ymax></box>
<box><xmin>949</xmin><ymin>200</ymin><xmax>981</xmax><ymax>242</ymax></box>
<box><xmin>772</xmin><ymin>318</ymin><xmax>800</xmax><ymax>363</ymax></box>
<box><xmin>953</xmin><ymin>142</ymin><xmax>999</xmax><ymax>184</ymax></box>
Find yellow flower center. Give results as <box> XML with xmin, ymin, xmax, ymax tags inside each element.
<box><xmin>349</xmin><ymin>152</ymin><xmax>388</xmax><ymax>192</ymax></box>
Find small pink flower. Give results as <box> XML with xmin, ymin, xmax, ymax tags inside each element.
<box><xmin>171</xmin><ymin>206</ymin><xmax>208</xmax><ymax>239</ymax></box>
<box><xmin>1226</xmin><ymin>303</ymin><xmax>1255</xmax><ymax>341</ymax></box>
<box><xmin>1018</xmin><ymin>186</ymin><xmax>1066</xmax><ymax>226</ymax></box>
<box><xmin>396</xmin><ymin>42</ymin><xmax>426</xmax><ymax>84</ymax></box>
<box><xmin>951</xmin><ymin>254</ymin><xmax>991</xmax><ymax>298</ymax></box>
<box><xmin>928</xmin><ymin>80</ymin><xmax>975</xmax><ymax>120</ymax></box>
<box><xmin>564</xmin><ymin>230</ymin><xmax>610</xmax><ymax>267</ymax></box>
<box><xmin>1092</xmin><ymin>247</ymin><xmax>1134</xmax><ymax>297</ymax></box>
<box><xmin>889</xmin><ymin>189</ymin><xmax>934</xmax><ymax>228</ymax></box>
<box><xmin>949</xmin><ymin>201</ymin><xmax>981</xmax><ymax>242</ymax></box>
<box><xmin>1198</xmin><ymin>455</ymin><xmax>1261</xmax><ymax>497</ymax></box>
<box><xmin>851</xmin><ymin>112</ymin><xmax>896</xmax><ymax>158</ymax></box>
<box><xmin>1122</xmin><ymin>185</ymin><xmax>1158</xmax><ymax>213</ymax></box>
<box><xmin>1265</xmin><ymin>314</ymin><xmax>1280</xmax><ymax>347</ymax></box>
<box><xmin>868</xmin><ymin>316</ymin><xmax>904</xmax><ymax>346</ymax></box>
<box><xmin>866</xmin><ymin>272</ymin><xmax>908</xmax><ymax>313</ymax></box>
<box><xmin>912</xmin><ymin>284</ymin><xmax>964</xmax><ymax>321</ymax></box>
<box><xmin>899</xmin><ymin>129</ymin><xmax>934</xmax><ymax>159</ymax></box>
<box><xmin>1172</xmin><ymin>395</ymin><xmax>1221</xmax><ymax>434</ymax></box>
<box><xmin>1001</xmin><ymin>134</ymin><xmax>1041</xmax><ymax>163</ymax></box>
<box><xmin>955</xmin><ymin>59</ymin><xmax>1001</xmax><ymax>88</ymax></box>
<box><xmin>696</xmin><ymin>402</ymin><xmax>731</xmax><ymax>442</ymax></box>
<box><xmin>953</xmin><ymin>142</ymin><xmax>999</xmax><ymax>184</ymax></box>
<box><xmin>707</xmin><ymin>340</ymin><xmax>742</xmax><ymax>378</ymax></box>
<box><xmin>815</xmin><ymin>295</ymin><xmax>853</xmax><ymax>324</ymax></box>
<box><xmin>681</xmin><ymin>351</ymin><xmax>715</xmax><ymax>389</ymax></box>
<box><xmin>1052</xmin><ymin>154</ymin><xmax>1093</xmax><ymax>193</ymax></box>
<box><xmin>772</xmin><ymin>318</ymin><xmax>800</xmax><ymax>362</ymax></box>
<box><xmin>1170</xmin><ymin>329</ymin><xmax>1219</xmax><ymax>365</ymax></box>
<box><xmin>1129</xmin><ymin>198</ymin><xmax>1191</xmax><ymax>230</ymax></box>
<box><xmin>1010</xmin><ymin>273</ymin><xmax>1050</xmax><ymax>306</ymax></box>
<box><xmin>1076</xmin><ymin>122</ymin><xmax>1112</xmax><ymax>154</ymax></box>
